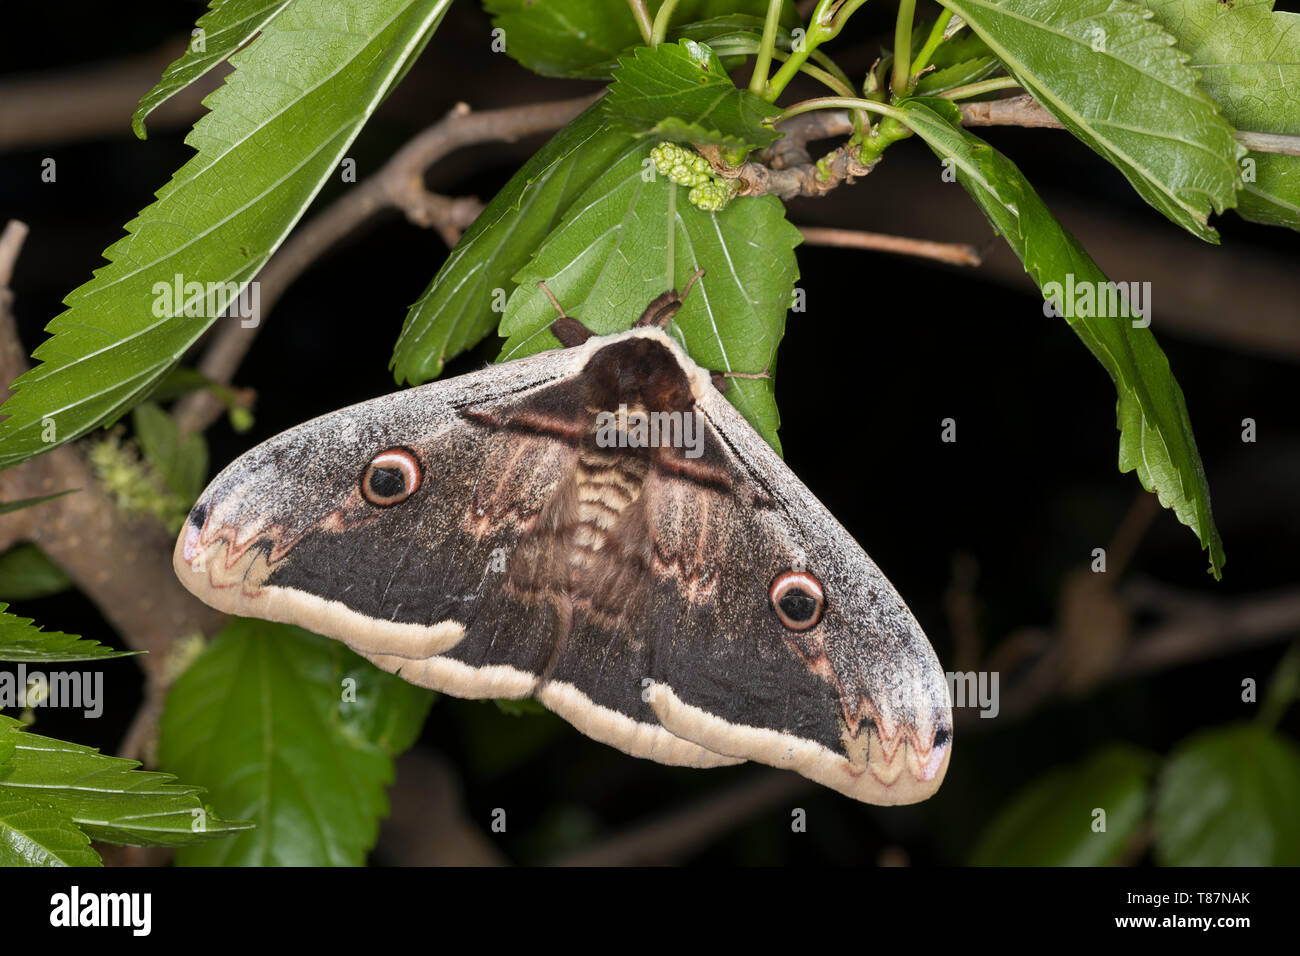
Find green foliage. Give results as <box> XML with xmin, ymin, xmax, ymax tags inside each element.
<box><xmin>132</xmin><ymin>402</ymin><xmax>208</xmax><ymax>508</ymax></box>
<box><xmin>498</xmin><ymin>142</ymin><xmax>800</xmax><ymax>451</ymax></box>
<box><xmin>0</xmin><ymin>545</ymin><xmax>73</xmax><ymax>602</ymax></box>
<box><xmin>0</xmin><ymin>714</ymin><xmax>252</xmax><ymax>861</ymax></box>
<box><xmin>86</xmin><ymin>419</ymin><xmax>199</xmax><ymax>535</ymax></box>
<box><xmin>132</xmin><ymin>0</ymin><xmax>293</xmax><ymax>138</ymax></box>
<box><xmin>392</xmin><ymin>103</ymin><xmax>642</xmax><ymax>384</ymax></box>
<box><xmin>912</xmin><ymin>23</ymin><xmax>1002</xmax><ymax>95</ymax></box>
<box><xmin>938</xmin><ymin>0</ymin><xmax>1243</xmax><ymax>241</ymax></box>
<box><xmin>0</xmin><ymin>0</ymin><xmax>453</xmax><ymax>471</ymax></box>
<box><xmin>151</xmin><ymin>367</ymin><xmax>257</xmax><ymax>432</ymax></box>
<box><xmin>895</xmin><ymin>98</ymin><xmax>1225</xmax><ymax>576</ymax></box>
<box><xmin>484</xmin><ymin>0</ymin><xmax>797</xmax><ymax>78</ymax></box>
<box><xmin>1155</xmin><ymin>724</ymin><xmax>1300</xmax><ymax>865</ymax></box>
<box><xmin>1144</xmin><ymin>0</ymin><xmax>1300</xmax><ymax>232</ymax></box>
<box><xmin>605</xmin><ymin>40</ymin><xmax>784</xmax><ymax>148</ymax></box>
<box><xmin>971</xmin><ymin>746</ymin><xmax>1155</xmax><ymax>865</ymax></box>
<box><xmin>0</xmin><ymin>602</ymin><xmax>138</xmax><ymax>662</ymax></box>
<box><xmin>652</xmin><ymin>142</ymin><xmax>716</xmax><ymax>188</ymax></box>
<box><xmin>0</xmin><ymin>789</ymin><xmax>102</xmax><ymax>867</ymax></box>
<box><xmin>973</xmin><ymin>704</ymin><xmax>1300</xmax><ymax>866</ymax></box>
<box><xmin>158</xmin><ymin>620</ymin><xmax>434</xmax><ymax>865</ymax></box>
<box><xmin>652</xmin><ymin>142</ymin><xmax>743</xmax><ymax>210</ymax></box>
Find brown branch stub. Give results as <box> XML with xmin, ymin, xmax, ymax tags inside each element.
<box><xmin>0</xmin><ymin>221</ymin><xmax>31</xmax><ymax>289</ymax></box>
<box><xmin>765</xmin><ymin>110</ymin><xmax>855</xmax><ymax>170</ymax></box>
<box><xmin>1236</xmin><ymin>129</ymin><xmax>1300</xmax><ymax>157</ymax></box>
<box><xmin>958</xmin><ymin>95</ymin><xmax>1300</xmax><ymax>156</ymax></box>
<box><xmin>700</xmin><ymin>140</ymin><xmax>878</xmax><ymax>200</ymax></box>
<box><xmin>959</xmin><ymin>94</ymin><xmax>1064</xmax><ymax>130</ymax></box>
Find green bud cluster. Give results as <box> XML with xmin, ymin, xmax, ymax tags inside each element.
<box><xmin>651</xmin><ymin>142</ymin><xmax>712</xmax><ymax>188</ymax></box>
<box><xmin>88</xmin><ymin>431</ymin><xmax>189</xmax><ymax>533</ymax></box>
<box><xmin>651</xmin><ymin>142</ymin><xmax>740</xmax><ymax>212</ymax></box>
<box><xmin>688</xmin><ymin>178</ymin><xmax>740</xmax><ymax>212</ymax></box>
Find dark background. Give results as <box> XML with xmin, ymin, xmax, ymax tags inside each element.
<box><xmin>1</xmin><ymin>1</ymin><xmax>1297</xmax><ymax>865</ymax></box>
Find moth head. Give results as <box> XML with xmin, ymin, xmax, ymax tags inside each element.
<box><xmin>581</xmin><ymin>337</ymin><xmax>695</xmax><ymax>411</ymax></box>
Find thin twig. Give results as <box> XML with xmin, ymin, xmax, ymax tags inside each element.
<box><xmin>776</xmin><ymin>97</ymin><xmax>1300</xmax><ymax>157</ymax></box>
<box><xmin>625</xmin><ymin>0</ymin><xmax>654</xmax><ymax>45</ymax></box>
<box><xmin>0</xmin><ymin>222</ymin><xmax>30</xmax><ymax>288</ymax></box>
<box><xmin>961</xmin><ymin>94</ymin><xmax>1300</xmax><ymax>155</ymax></box>
<box><xmin>172</xmin><ymin>94</ymin><xmax>599</xmax><ymax>437</ymax></box>
<box><xmin>1105</xmin><ymin>491</ymin><xmax>1162</xmax><ymax>580</ymax></box>
<box><xmin>958</xmin><ymin>95</ymin><xmax>1065</xmax><ymax>130</ymax></box>
<box><xmin>1236</xmin><ymin>130</ymin><xmax>1300</xmax><ymax>157</ymax></box>
<box><xmin>0</xmin><ymin>40</ymin><xmax>218</xmax><ymax>149</ymax></box>
<box><xmin>702</xmin><ymin>139</ymin><xmax>878</xmax><ymax>200</ymax></box>
<box><xmin>799</xmin><ymin>225</ymin><xmax>982</xmax><ymax>266</ymax></box>
<box><xmin>975</xmin><ymin>587</ymin><xmax>1300</xmax><ymax>726</ymax></box>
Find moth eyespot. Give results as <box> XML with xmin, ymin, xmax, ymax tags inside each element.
<box><xmin>769</xmin><ymin>570</ymin><xmax>825</xmax><ymax>631</ymax></box>
<box><xmin>361</xmin><ymin>447</ymin><xmax>422</xmax><ymax>507</ymax></box>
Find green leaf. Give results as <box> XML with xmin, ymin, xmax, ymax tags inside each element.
<box><xmin>1144</xmin><ymin>0</ymin><xmax>1300</xmax><ymax>231</ymax></box>
<box><xmin>133</xmin><ymin>402</ymin><xmax>208</xmax><ymax>503</ymax></box>
<box><xmin>0</xmin><ymin>490</ymin><xmax>76</xmax><ymax>515</ymax></box>
<box><xmin>498</xmin><ymin>143</ymin><xmax>801</xmax><ymax>452</ymax></box>
<box><xmin>0</xmin><ymin>544</ymin><xmax>73</xmax><ymax>601</ymax></box>
<box><xmin>673</xmin><ymin>15</ymin><xmax>846</xmax><ymax>78</ymax></box>
<box><xmin>605</xmin><ymin>40</ymin><xmax>784</xmax><ymax>148</ymax></box>
<box><xmin>897</xmin><ymin>98</ymin><xmax>1224</xmax><ymax>575</ymax></box>
<box><xmin>913</xmin><ymin>25</ymin><xmax>1003</xmax><ymax>95</ymax></box>
<box><xmin>971</xmin><ymin>745</ymin><xmax>1155</xmax><ymax>865</ymax></box>
<box><xmin>917</xmin><ymin>19</ymin><xmax>996</xmax><ymax>67</ymax></box>
<box><xmin>0</xmin><ymin>0</ymin><xmax>452</xmax><ymax>471</ymax></box>
<box><xmin>0</xmin><ymin>603</ymin><xmax>138</xmax><ymax>662</ymax></box>
<box><xmin>485</xmin><ymin>0</ymin><xmax>797</xmax><ymax>79</ymax></box>
<box><xmin>0</xmin><ymin>790</ymin><xmax>102</xmax><ymax>867</ymax></box>
<box><xmin>938</xmin><ymin>0</ymin><xmax>1242</xmax><ymax>241</ymax></box>
<box><xmin>1155</xmin><ymin>724</ymin><xmax>1300</xmax><ymax>865</ymax></box>
<box><xmin>158</xmin><ymin>619</ymin><xmax>434</xmax><ymax>866</ymax></box>
<box><xmin>391</xmin><ymin>105</ymin><xmax>641</xmax><ymax>384</ymax></box>
<box><xmin>0</xmin><ymin>714</ymin><xmax>252</xmax><ymax>846</ymax></box>
<box><xmin>132</xmin><ymin>0</ymin><xmax>293</xmax><ymax>139</ymax></box>
<box><xmin>336</xmin><ymin>655</ymin><xmax>433</xmax><ymax>756</ymax></box>
<box><xmin>913</xmin><ymin>57</ymin><xmax>1003</xmax><ymax>96</ymax></box>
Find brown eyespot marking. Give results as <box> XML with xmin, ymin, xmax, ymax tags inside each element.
<box><xmin>361</xmin><ymin>447</ymin><xmax>422</xmax><ymax>507</ymax></box>
<box><xmin>769</xmin><ymin>570</ymin><xmax>825</xmax><ymax>631</ymax></box>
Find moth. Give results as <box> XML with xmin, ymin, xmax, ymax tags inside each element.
<box><xmin>174</xmin><ymin>277</ymin><xmax>952</xmax><ymax>805</ymax></box>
